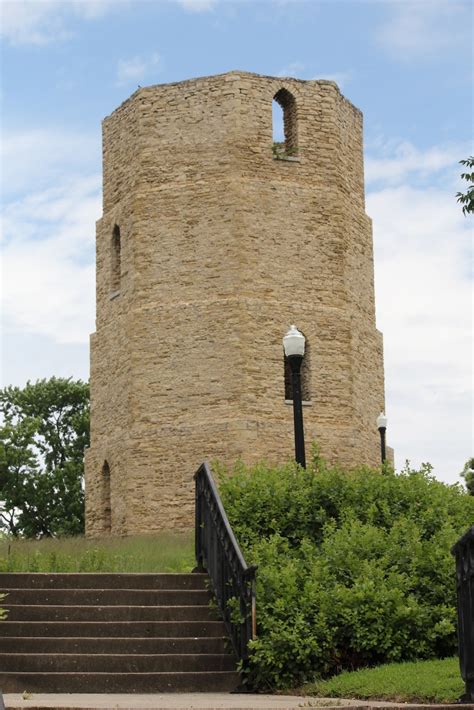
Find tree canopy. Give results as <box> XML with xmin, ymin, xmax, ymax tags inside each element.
<box><xmin>0</xmin><ymin>378</ymin><xmax>89</xmax><ymax>537</ymax></box>
<box><xmin>461</xmin><ymin>457</ymin><xmax>474</xmax><ymax>496</ymax></box>
<box><xmin>456</xmin><ymin>156</ymin><xmax>474</xmax><ymax>215</ymax></box>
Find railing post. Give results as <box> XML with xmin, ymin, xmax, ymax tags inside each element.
<box><xmin>193</xmin><ymin>467</ymin><xmax>206</xmax><ymax>573</ymax></box>
<box><xmin>452</xmin><ymin>526</ymin><xmax>474</xmax><ymax>703</ymax></box>
<box><xmin>241</xmin><ymin>565</ymin><xmax>257</xmax><ymax>660</ymax></box>
<box><xmin>251</xmin><ymin>573</ymin><xmax>257</xmax><ymax>641</ymax></box>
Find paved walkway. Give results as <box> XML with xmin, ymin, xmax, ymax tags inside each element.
<box><xmin>3</xmin><ymin>694</ymin><xmax>342</xmax><ymax>710</ymax></box>
<box><xmin>3</xmin><ymin>694</ymin><xmax>473</xmax><ymax>710</ymax></box>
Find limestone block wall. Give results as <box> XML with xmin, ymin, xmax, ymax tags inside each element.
<box><xmin>85</xmin><ymin>71</ymin><xmax>387</xmax><ymax>536</ymax></box>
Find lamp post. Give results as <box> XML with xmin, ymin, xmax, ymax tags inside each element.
<box><xmin>377</xmin><ymin>412</ymin><xmax>387</xmax><ymax>464</ymax></box>
<box><xmin>283</xmin><ymin>325</ymin><xmax>306</xmax><ymax>469</ymax></box>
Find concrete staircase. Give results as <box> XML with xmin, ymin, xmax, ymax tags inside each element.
<box><xmin>0</xmin><ymin>573</ymin><xmax>239</xmax><ymax>693</ymax></box>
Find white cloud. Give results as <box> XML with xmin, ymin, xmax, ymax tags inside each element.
<box><xmin>176</xmin><ymin>0</ymin><xmax>217</xmax><ymax>11</ymax></box>
<box><xmin>1</xmin><ymin>331</ymin><xmax>90</xmax><ymax>387</ymax></box>
<box><xmin>277</xmin><ymin>61</ymin><xmax>305</xmax><ymax>78</ymax></box>
<box><xmin>0</xmin><ymin>0</ymin><xmax>121</xmax><ymax>46</ymax></box>
<box><xmin>71</xmin><ymin>0</ymin><xmax>119</xmax><ymax>20</ymax></box>
<box><xmin>116</xmin><ymin>52</ymin><xmax>161</xmax><ymax>87</ymax></box>
<box><xmin>0</xmin><ymin>1</ymin><xmax>70</xmax><ymax>45</ymax></box>
<box><xmin>368</xmin><ymin>176</ymin><xmax>472</xmax><ymax>485</ymax></box>
<box><xmin>0</xmin><ymin>0</ymin><xmax>215</xmax><ymax>46</ymax></box>
<box><xmin>1</xmin><ymin>128</ymin><xmax>100</xmax><ymax>198</ymax></box>
<box><xmin>365</xmin><ymin>139</ymin><xmax>467</xmax><ymax>187</ymax></box>
<box><xmin>0</xmin><ymin>125</ymin><xmax>100</xmax><ymax>382</ymax></box>
<box><xmin>1</xmin><ymin>175</ymin><xmax>99</xmax><ymax>345</ymax></box>
<box><xmin>376</xmin><ymin>1</ymin><xmax>472</xmax><ymax>59</ymax></box>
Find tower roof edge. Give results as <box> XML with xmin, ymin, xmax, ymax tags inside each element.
<box><xmin>103</xmin><ymin>70</ymin><xmax>360</xmax><ymax>122</ymax></box>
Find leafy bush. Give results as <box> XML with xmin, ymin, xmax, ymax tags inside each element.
<box><xmin>217</xmin><ymin>451</ymin><xmax>474</xmax><ymax>689</ymax></box>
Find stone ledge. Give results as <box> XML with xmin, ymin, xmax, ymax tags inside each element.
<box><xmin>272</xmin><ymin>156</ymin><xmax>301</xmax><ymax>163</ymax></box>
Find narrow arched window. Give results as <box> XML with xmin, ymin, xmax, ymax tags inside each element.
<box><xmin>273</xmin><ymin>88</ymin><xmax>298</xmax><ymax>158</ymax></box>
<box><xmin>111</xmin><ymin>224</ymin><xmax>121</xmax><ymax>294</ymax></box>
<box><xmin>284</xmin><ymin>339</ymin><xmax>311</xmax><ymax>402</ymax></box>
<box><xmin>102</xmin><ymin>460</ymin><xmax>112</xmax><ymax>534</ymax></box>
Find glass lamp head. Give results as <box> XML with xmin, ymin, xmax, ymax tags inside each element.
<box><xmin>377</xmin><ymin>412</ymin><xmax>388</xmax><ymax>429</ymax></box>
<box><xmin>283</xmin><ymin>325</ymin><xmax>305</xmax><ymax>358</ymax></box>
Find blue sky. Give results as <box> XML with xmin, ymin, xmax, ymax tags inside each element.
<box><xmin>1</xmin><ymin>0</ymin><xmax>472</xmax><ymax>485</ymax></box>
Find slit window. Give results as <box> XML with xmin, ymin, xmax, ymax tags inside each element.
<box><xmin>111</xmin><ymin>224</ymin><xmax>121</xmax><ymax>293</ymax></box>
<box><xmin>272</xmin><ymin>88</ymin><xmax>298</xmax><ymax>158</ymax></box>
<box><xmin>284</xmin><ymin>340</ymin><xmax>311</xmax><ymax>401</ymax></box>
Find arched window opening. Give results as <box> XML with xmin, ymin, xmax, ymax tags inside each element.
<box><xmin>284</xmin><ymin>340</ymin><xmax>311</xmax><ymax>402</ymax></box>
<box><xmin>272</xmin><ymin>88</ymin><xmax>298</xmax><ymax>159</ymax></box>
<box><xmin>102</xmin><ymin>460</ymin><xmax>111</xmax><ymax>534</ymax></box>
<box><xmin>272</xmin><ymin>99</ymin><xmax>284</xmax><ymax>144</ymax></box>
<box><xmin>111</xmin><ymin>224</ymin><xmax>121</xmax><ymax>294</ymax></box>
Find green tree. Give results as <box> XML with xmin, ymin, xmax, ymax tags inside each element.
<box><xmin>0</xmin><ymin>378</ymin><xmax>89</xmax><ymax>537</ymax></box>
<box><xmin>460</xmin><ymin>457</ymin><xmax>474</xmax><ymax>495</ymax></box>
<box><xmin>456</xmin><ymin>156</ymin><xmax>474</xmax><ymax>215</ymax></box>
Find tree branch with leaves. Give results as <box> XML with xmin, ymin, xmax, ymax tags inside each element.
<box><xmin>0</xmin><ymin>378</ymin><xmax>89</xmax><ymax>538</ymax></box>
<box><xmin>456</xmin><ymin>156</ymin><xmax>474</xmax><ymax>216</ymax></box>
<box><xmin>461</xmin><ymin>457</ymin><xmax>474</xmax><ymax>496</ymax></box>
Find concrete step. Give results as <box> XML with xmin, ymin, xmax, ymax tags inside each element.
<box><xmin>0</xmin><ymin>620</ymin><xmax>227</xmax><ymax>637</ymax></box>
<box><xmin>1</xmin><ymin>588</ymin><xmax>210</xmax><ymax>606</ymax></box>
<box><xmin>0</xmin><ymin>636</ymin><xmax>228</xmax><ymax>654</ymax></box>
<box><xmin>4</xmin><ymin>604</ymin><xmax>218</xmax><ymax>622</ymax></box>
<box><xmin>0</xmin><ymin>571</ymin><xmax>240</xmax><ymax>694</ymax></box>
<box><xmin>0</xmin><ymin>573</ymin><xmax>207</xmax><ymax>590</ymax></box>
<box><xmin>0</xmin><ymin>671</ymin><xmax>240</xmax><ymax>693</ymax></box>
<box><xmin>0</xmin><ymin>653</ymin><xmax>236</xmax><ymax>673</ymax></box>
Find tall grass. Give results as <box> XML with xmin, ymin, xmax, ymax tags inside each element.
<box><xmin>0</xmin><ymin>532</ymin><xmax>195</xmax><ymax>573</ymax></box>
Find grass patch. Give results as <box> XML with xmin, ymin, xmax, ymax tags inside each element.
<box><xmin>303</xmin><ymin>657</ymin><xmax>463</xmax><ymax>703</ymax></box>
<box><xmin>0</xmin><ymin>532</ymin><xmax>195</xmax><ymax>573</ymax></box>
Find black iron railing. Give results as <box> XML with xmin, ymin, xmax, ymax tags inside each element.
<box><xmin>194</xmin><ymin>462</ymin><xmax>256</xmax><ymax>663</ymax></box>
<box><xmin>452</xmin><ymin>525</ymin><xmax>474</xmax><ymax>703</ymax></box>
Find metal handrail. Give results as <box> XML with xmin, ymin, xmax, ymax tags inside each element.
<box><xmin>194</xmin><ymin>461</ymin><xmax>256</xmax><ymax>662</ymax></box>
<box><xmin>452</xmin><ymin>525</ymin><xmax>474</xmax><ymax>703</ymax></box>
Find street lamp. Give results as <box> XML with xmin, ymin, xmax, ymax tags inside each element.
<box><xmin>283</xmin><ymin>325</ymin><xmax>306</xmax><ymax>468</ymax></box>
<box><xmin>377</xmin><ymin>412</ymin><xmax>387</xmax><ymax>464</ymax></box>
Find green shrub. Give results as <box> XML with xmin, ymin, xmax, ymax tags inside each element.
<box><xmin>217</xmin><ymin>452</ymin><xmax>474</xmax><ymax>689</ymax></box>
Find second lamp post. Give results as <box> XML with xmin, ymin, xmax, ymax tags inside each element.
<box><xmin>283</xmin><ymin>325</ymin><xmax>306</xmax><ymax>469</ymax></box>
<box><xmin>377</xmin><ymin>412</ymin><xmax>387</xmax><ymax>464</ymax></box>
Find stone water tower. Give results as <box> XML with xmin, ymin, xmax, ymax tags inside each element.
<box><xmin>85</xmin><ymin>71</ymin><xmax>387</xmax><ymax>536</ymax></box>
